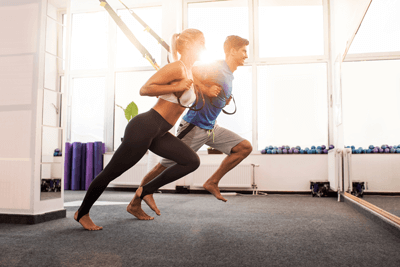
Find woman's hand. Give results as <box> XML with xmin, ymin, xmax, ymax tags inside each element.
<box><xmin>175</xmin><ymin>78</ymin><xmax>193</xmax><ymax>92</ymax></box>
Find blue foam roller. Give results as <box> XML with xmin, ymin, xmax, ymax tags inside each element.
<box><xmin>311</xmin><ymin>146</ymin><xmax>316</xmax><ymax>150</ymax></box>
<box><xmin>390</xmin><ymin>148</ymin><xmax>395</xmax><ymax>153</ymax></box>
<box><xmin>296</xmin><ymin>146</ymin><xmax>301</xmax><ymax>150</ymax></box>
<box><xmin>300</xmin><ymin>149</ymin><xmax>305</xmax><ymax>154</ymax></box>
<box><xmin>71</xmin><ymin>142</ymin><xmax>82</xmax><ymax>191</ymax></box>
<box><xmin>352</xmin><ymin>149</ymin><xmax>356</xmax><ymax>154</ymax></box>
<box><xmin>268</xmin><ymin>146</ymin><xmax>273</xmax><ymax>150</ymax></box>
<box><xmin>305</xmin><ymin>147</ymin><xmax>310</xmax><ymax>151</ymax></box>
<box><xmin>316</xmin><ymin>149</ymin><xmax>322</xmax><ymax>154</ymax></box>
<box><xmin>285</xmin><ymin>146</ymin><xmax>290</xmax><ymax>150</ymax></box>
<box><xmin>397</xmin><ymin>149</ymin><xmax>400</xmax><ymax>153</ymax></box>
<box><xmin>369</xmin><ymin>145</ymin><xmax>374</xmax><ymax>149</ymax></box>
<box><xmin>351</xmin><ymin>146</ymin><xmax>355</xmax><ymax>149</ymax></box>
<box><xmin>64</xmin><ymin>142</ymin><xmax>73</xmax><ymax>190</ymax></box>
<box><xmin>307</xmin><ymin>150</ymin><xmax>312</xmax><ymax>154</ymax></box>
<box><xmin>272</xmin><ymin>149</ymin><xmax>277</xmax><ymax>154</ymax></box>
<box><xmin>367</xmin><ymin>149</ymin><xmax>372</xmax><ymax>154</ymax></box>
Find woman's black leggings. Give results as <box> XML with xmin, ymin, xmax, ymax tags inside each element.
<box><xmin>76</xmin><ymin>108</ymin><xmax>200</xmax><ymax>222</ymax></box>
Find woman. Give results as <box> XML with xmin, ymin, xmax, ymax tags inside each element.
<box><xmin>75</xmin><ymin>28</ymin><xmax>205</xmax><ymax>230</ymax></box>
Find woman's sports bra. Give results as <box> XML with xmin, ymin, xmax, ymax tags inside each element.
<box><xmin>159</xmin><ymin>60</ymin><xmax>196</xmax><ymax>106</ymax></box>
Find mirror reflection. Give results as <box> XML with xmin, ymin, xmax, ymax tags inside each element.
<box><xmin>343</xmin><ymin>0</ymin><xmax>400</xmax><ymax>218</ymax></box>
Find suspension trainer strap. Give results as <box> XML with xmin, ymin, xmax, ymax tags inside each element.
<box><xmin>118</xmin><ymin>0</ymin><xmax>170</xmax><ymax>53</ymax></box>
<box><xmin>99</xmin><ymin>0</ymin><xmax>160</xmax><ymax>70</ymax></box>
<box><xmin>222</xmin><ymin>95</ymin><xmax>236</xmax><ymax>115</ymax></box>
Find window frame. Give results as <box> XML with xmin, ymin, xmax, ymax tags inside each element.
<box><xmin>184</xmin><ymin>0</ymin><xmax>331</xmax><ymax>153</ymax></box>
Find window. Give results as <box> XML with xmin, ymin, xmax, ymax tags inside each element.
<box><xmin>348</xmin><ymin>0</ymin><xmax>400</xmax><ymax>54</ymax></box>
<box><xmin>70</xmin><ymin>12</ymin><xmax>108</xmax><ymax>70</ymax></box>
<box><xmin>257</xmin><ymin>63</ymin><xmax>328</xmax><ymax>150</ymax></box>
<box><xmin>342</xmin><ymin>60</ymin><xmax>400</xmax><ymax>147</ymax></box>
<box><xmin>258</xmin><ymin>0</ymin><xmax>324</xmax><ymax>58</ymax></box>
<box><xmin>116</xmin><ymin>7</ymin><xmax>162</xmax><ymax>68</ymax></box>
<box><xmin>188</xmin><ymin>0</ymin><xmax>249</xmax><ymax>61</ymax></box>
<box><xmin>70</xmin><ymin>77</ymin><xmax>106</xmax><ymax>143</ymax></box>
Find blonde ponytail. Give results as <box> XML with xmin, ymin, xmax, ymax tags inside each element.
<box><xmin>170</xmin><ymin>33</ymin><xmax>180</xmax><ymax>62</ymax></box>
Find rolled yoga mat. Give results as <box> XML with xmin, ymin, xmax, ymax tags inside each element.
<box><xmin>80</xmin><ymin>143</ymin><xmax>87</xmax><ymax>190</ymax></box>
<box><xmin>85</xmin><ymin>142</ymin><xmax>94</xmax><ymax>190</ymax></box>
<box><xmin>71</xmin><ymin>142</ymin><xmax>82</xmax><ymax>190</ymax></box>
<box><xmin>64</xmin><ymin>142</ymin><xmax>73</xmax><ymax>190</ymax></box>
<box><xmin>94</xmin><ymin>141</ymin><xmax>104</xmax><ymax>178</ymax></box>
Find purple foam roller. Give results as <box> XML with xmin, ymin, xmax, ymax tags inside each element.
<box><xmin>64</xmin><ymin>142</ymin><xmax>72</xmax><ymax>190</ymax></box>
<box><xmin>94</xmin><ymin>142</ymin><xmax>104</xmax><ymax>178</ymax></box>
<box><xmin>85</xmin><ymin>142</ymin><xmax>94</xmax><ymax>190</ymax></box>
<box><xmin>71</xmin><ymin>142</ymin><xmax>82</xmax><ymax>190</ymax></box>
<box><xmin>80</xmin><ymin>143</ymin><xmax>87</xmax><ymax>190</ymax></box>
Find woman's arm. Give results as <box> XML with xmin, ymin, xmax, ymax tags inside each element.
<box><xmin>140</xmin><ymin>62</ymin><xmax>193</xmax><ymax>97</ymax></box>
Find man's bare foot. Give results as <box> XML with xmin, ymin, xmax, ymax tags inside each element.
<box><xmin>143</xmin><ymin>194</ymin><xmax>161</xmax><ymax>216</ymax></box>
<box><xmin>74</xmin><ymin>211</ymin><xmax>103</xmax><ymax>231</ymax></box>
<box><xmin>126</xmin><ymin>187</ymin><xmax>154</xmax><ymax>220</ymax></box>
<box><xmin>203</xmin><ymin>181</ymin><xmax>227</xmax><ymax>202</ymax></box>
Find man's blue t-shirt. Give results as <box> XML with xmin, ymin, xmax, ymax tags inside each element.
<box><xmin>183</xmin><ymin>60</ymin><xmax>234</xmax><ymax>130</ymax></box>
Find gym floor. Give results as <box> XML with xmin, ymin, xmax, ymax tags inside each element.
<box><xmin>1</xmin><ymin>191</ymin><xmax>399</xmax><ymax>267</ymax></box>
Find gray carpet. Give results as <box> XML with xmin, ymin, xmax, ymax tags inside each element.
<box><xmin>1</xmin><ymin>191</ymin><xmax>400</xmax><ymax>267</ymax></box>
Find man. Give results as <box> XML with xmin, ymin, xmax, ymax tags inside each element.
<box><xmin>138</xmin><ymin>35</ymin><xmax>252</xmax><ymax>215</ymax></box>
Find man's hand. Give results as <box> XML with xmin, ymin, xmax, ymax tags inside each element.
<box><xmin>206</xmin><ymin>84</ymin><xmax>222</xmax><ymax>98</ymax></box>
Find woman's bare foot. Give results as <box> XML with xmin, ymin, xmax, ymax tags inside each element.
<box><xmin>203</xmin><ymin>180</ymin><xmax>227</xmax><ymax>202</ymax></box>
<box><xmin>143</xmin><ymin>194</ymin><xmax>161</xmax><ymax>216</ymax></box>
<box><xmin>126</xmin><ymin>187</ymin><xmax>154</xmax><ymax>220</ymax></box>
<box><xmin>74</xmin><ymin>211</ymin><xmax>103</xmax><ymax>231</ymax></box>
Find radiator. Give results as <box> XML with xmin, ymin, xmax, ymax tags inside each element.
<box><xmin>328</xmin><ymin>149</ymin><xmax>342</xmax><ymax>192</ymax></box>
<box><xmin>104</xmin><ymin>156</ymin><xmax>147</xmax><ymax>186</ymax></box>
<box><xmin>192</xmin><ymin>164</ymin><xmax>254</xmax><ymax>188</ymax></box>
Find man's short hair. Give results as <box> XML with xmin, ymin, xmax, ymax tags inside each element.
<box><xmin>223</xmin><ymin>35</ymin><xmax>249</xmax><ymax>55</ymax></box>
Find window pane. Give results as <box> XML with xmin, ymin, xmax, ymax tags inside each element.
<box><xmin>70</xmin><ymin>12</ymin><xmax>108</xmax><ymax>70</ymax></box>
<box><xmin>342</xmin><ymin>60</ymin><xmax>400</xmax><ymax>147</ymax></box>
<box><xmin>257</xmin><ymin>63</ymin><xmax>328</xmax><ymax>150</ymax></box>
<box><xmin>188</xmin><ymin>0</ymin><xmax>249</xmax><ymax>61</ymax></box>
<box><xmin>348</xmin><ymin>0</ymin><xmax>400</xmax><ymax>54</ymax></box>
<box><xmin>71</xmin><ymin>77</ymin><xmax>106</xmax><ymax>142</ymax></box>
<box><xmin>258</xmin><ymin>0</ymin><xmax>324</xmax><ymax>57</ymax></box>
<box><xmin>116</xmin><ymin>7</ymin><xmax>162</xmax><ymax>68</ymax></box>
<box><xmin>114</xmin><ymin>71</ymin><xmax>157</xmax><ymax>148</ymax></box>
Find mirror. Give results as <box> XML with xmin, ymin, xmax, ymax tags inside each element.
<box><xmin>41</xmin><ymin>126</ymin><xmax>63</xmax><ymax>200</ymax></box>
<box><xmin>342</xmin><ymin>0</ymin><xmax>400</xmax><ymax>219</ymax></box>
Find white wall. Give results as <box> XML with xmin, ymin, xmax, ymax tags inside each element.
<box><xmin>0</xmin><ymin>0</ymin><xmax>68</xmax><ymax>216</ymax></box>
